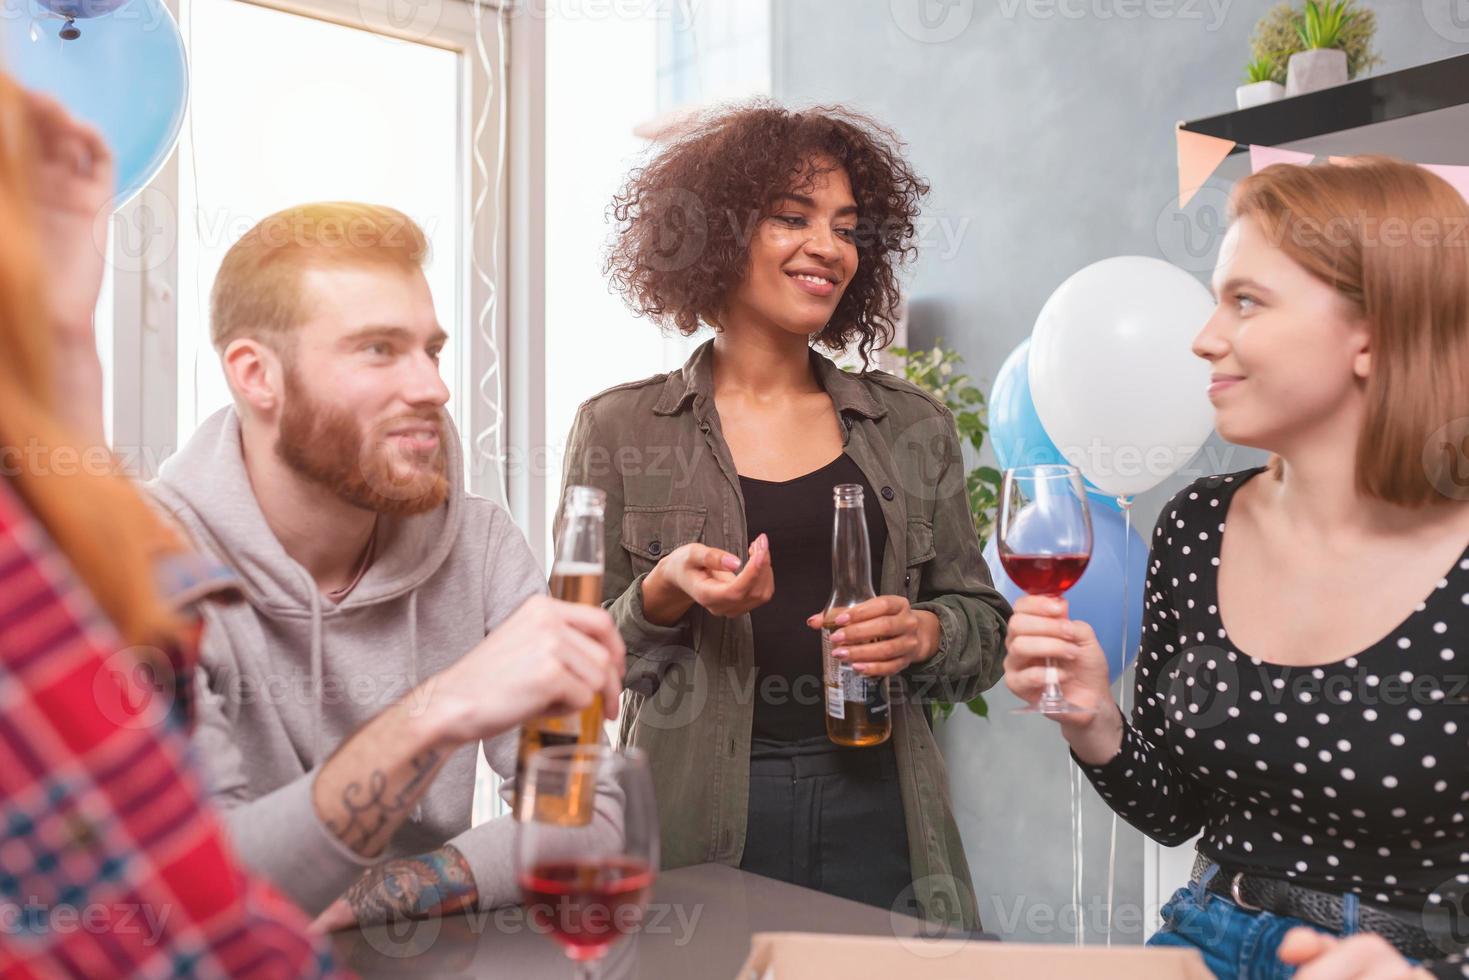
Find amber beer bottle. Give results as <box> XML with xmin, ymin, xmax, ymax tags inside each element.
<box><xmin>822</xmin><ymin>483</ymin><xmax>891</xmax><ymax>746</ymax></box>
<box><xmin>512</xmin><ymin>486</ymin><xmax>606</xmax><ymax>823</ymax></box>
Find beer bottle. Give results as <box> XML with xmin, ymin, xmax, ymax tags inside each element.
<box><xmin>822</xmin><ymin>483</ymin><xmax>891</xmax><ymax>746</ymax></box>
<box><xmin>512</xmin><ymin>485</ymin><xmax>606</xmax><ymax>823</ymax></box>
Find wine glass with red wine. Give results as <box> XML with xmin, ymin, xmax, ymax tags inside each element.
<box><xmin>517</xmin><ymin>744</ymin><xmax>658</xmax><ymax>979</ymax></box>
<box><xmin>998</xmin><ymin>464</ymin><xmax>1094</xmax><ymax>716</ymax></box>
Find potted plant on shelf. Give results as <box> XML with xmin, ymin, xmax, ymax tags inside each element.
<box><xmin>1248</xmin><ymin>0</ymin><xmax>1381</xmax><ymax>99</ymax></box>
<box><xmin>1237</xmin><ymin>56</ymin><xmax>1285</xmax><ymax>109</ymax></box>
<box><xmin>1289</xmin><ymin>0</ymin><xmax>1353</xmax><ymax>95</ymax></box>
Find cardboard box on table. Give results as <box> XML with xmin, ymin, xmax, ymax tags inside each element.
<box><xmin>736</xmin><ymin>932</ymin><xmax>1213</xmax><ymax>980</ymax></box>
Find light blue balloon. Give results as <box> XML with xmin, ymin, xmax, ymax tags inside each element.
<box><xmin>989</xmin><ymin>338</ymin><xmax>1121</xmax><ymax>512</ymax></box>
<box><xmin>984</xmin><ymin>504</ymin><xmax>1149</xmax><ymax>683</ymax></box>
<box><xmin>39</xmin><ymin>0</ymin><xmax>135</xmax><ymax>19</ymax></box>
<box><xmin>3</xmin><ymin>0</ymin><xmax>187</xmax><ymax>207</ymax></box>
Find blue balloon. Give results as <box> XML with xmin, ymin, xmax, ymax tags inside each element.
<box><xmin>3</xmin><ymin>0</ymin><xmax>187</xmax><ymax>208</ymax></box>
<box><xmin>989</xmin><ymin>338</ymin><xmax>1122</xmax><ymax>512</ymax></box>
<box><xmin>984</xmin><ymin>504</ymin><xmax>1149</xmax><ymax>683</ymax></box>
<box><xmin>39</xmin><ymin>0</ymin><xmax>135</xmax><ymax>19</ymax></box>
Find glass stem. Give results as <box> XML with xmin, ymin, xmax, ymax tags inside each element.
<box><xmin>1041</xmin><ymin>659</ymin><xmax>1064</xmax><ymax>703</ymax></box>
<box><xmin>574</xmin><ymin>962</ymin><xmax>598</xmax><ymax>980</ymax></box>
<box><xmin>1040</xmin><ymin>590</ymin><xmax>1065</xmax><ymax>707</ymax></box>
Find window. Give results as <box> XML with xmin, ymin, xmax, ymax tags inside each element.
<box><xmin>175</xmin><ymin>0</ymin><xmax>464</xmax><ymax>451</ymax></box>
<box><xmin>537</xmin><ymin>1</ymin><xmax>770</xmax><ymax>558</ymax></box>
<box><xmin>101</xmin><ymin>0</ymin><xmax>505</xmax><ymax>498</ymax></box>
<box><xmin>656</xmin><ymin>0</ymin><xmax>770</xmax><ymax>113</ymax></box>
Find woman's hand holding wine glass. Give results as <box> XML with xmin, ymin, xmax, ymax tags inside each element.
<box><xmin>997</xmin><ymin>465</ymin><xmax>1125</xmax><ymax>763</ymax></box>
<box><xmin>1002</xmin><ymin>594</ymin><xmax>1125</xmax><ymax>763</ymax></box>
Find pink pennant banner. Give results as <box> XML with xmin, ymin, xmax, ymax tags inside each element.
<box><xmin>1250</xmin><ymin>145</ymin><xmax>1315</xmax><ymax>172</ymax></box>
<box><xmin>1176</xmin><ymin>128</ymin><xmax>1237</xmax><ymax>208</ymax></box>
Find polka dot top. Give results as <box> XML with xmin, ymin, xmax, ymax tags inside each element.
<box><xmin>1077</xmin><ymin>469</ymin><xmax>1468</xmax><ymax>975</ymax></box>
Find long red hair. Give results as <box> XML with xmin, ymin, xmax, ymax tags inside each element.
<box><xmin>0</xmin><ymin>68</ymin><xmax>182</xmax><ymax>648</ymax></box>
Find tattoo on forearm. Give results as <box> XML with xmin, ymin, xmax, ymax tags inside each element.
<box><xmin>345</xmin><ymin>845</ymin><xmax>478</xmax><ymax>926</ymax></box>
<box><xmin>323</xmin><ymin>749</ymin><xmax>442</xmax><ymax>854</ymax></box>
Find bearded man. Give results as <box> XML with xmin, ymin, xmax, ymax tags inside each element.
<box><xmin>150</xmin><ymin>203</ymin><xmax>625</xmax><ymax>931</ymax></box>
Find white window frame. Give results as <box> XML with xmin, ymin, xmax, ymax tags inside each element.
<box><xmin>105</xmin><ymin>0</ymin><xmax>529</xmax><ymax>523</ymax></box>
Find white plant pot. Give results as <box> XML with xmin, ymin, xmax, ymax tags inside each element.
<box><xmin>1286</xmin><ymin>48</ymin><xmax>1348</xmax><ymax>97</ymax></box>
<box><xmin>1236</xmin><ymin>80</ymin><xmax>1286</xmax><ymax>109</ymax></box>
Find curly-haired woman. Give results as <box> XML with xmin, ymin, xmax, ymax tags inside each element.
<box><xmin>556</xmin><ymin>102</ymin><xmax>1010</xmax><ymax>926</ymax></box>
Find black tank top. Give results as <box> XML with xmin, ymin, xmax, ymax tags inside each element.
<box><xmin>739</xmin><ymin>453</ymin><xmax>887</xmax><ymax>742</ymax></box>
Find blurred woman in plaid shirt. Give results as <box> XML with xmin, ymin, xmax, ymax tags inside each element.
<box><xmin>0</xmin><ymin>68</ymin><xmax>342</xmax><ymax>977</ymax></box>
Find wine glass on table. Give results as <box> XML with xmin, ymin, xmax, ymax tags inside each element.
<box><xmin>998</xmin><ymin>464</ymin><xmax>1094</xmax><ymax>716</ymax></box>
<box><xmin>516</xmin><ymin>744</ymin><xmax>658</xmax><ymax>979</ymax></box>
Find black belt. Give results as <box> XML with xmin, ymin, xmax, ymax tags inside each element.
<box><xmin>1190</xmin><ymin>853</ymin><xmax>1442</xmax><ymax>961</ymax></box>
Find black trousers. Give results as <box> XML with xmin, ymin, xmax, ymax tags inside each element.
<box><xmin>738</xmin><ymin>735</ymin><xmax>912</xmax><ymax>912</ymax></box>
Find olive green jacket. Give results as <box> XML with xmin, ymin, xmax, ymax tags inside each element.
<box><xmin>557</xmin><ymin>340</ymin><xmax>1011</xmax><ymax>929</ymax></box>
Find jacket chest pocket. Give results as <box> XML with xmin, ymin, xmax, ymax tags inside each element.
<box><xmin>904</xmin><ymin>517</ymin><xmax>936</xmax><ymax>600</ymax></box>
<box><xmin>621</xmin><ymin>505</ymin><xmax>708</xmax><ymax>576</ymax></box>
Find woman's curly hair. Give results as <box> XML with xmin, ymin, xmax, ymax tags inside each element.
<box><xmin>606</xmin><ymin>101</ymin><xmax>930</xmax><ymax>367</ymax></box>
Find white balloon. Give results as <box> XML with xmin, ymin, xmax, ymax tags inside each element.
<box><xmin>1029</xmin><ymin>256</ymin><xmax>1216</xmax><ymax>497</ymax></box>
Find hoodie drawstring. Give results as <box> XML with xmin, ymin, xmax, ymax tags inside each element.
<box><xmin>407</xmin><ymin>590</ymin><xmax>424</xmax><ymax>824</ymax></box>
<box><xmin>310</xmin><ymin>589</ymin><xmax>426</xmax><ymax>824</ymax></box>
<box><xmin>309</xmin><ymin>589</ymin><xmax>325</xmax><ymax>766</ymax></box>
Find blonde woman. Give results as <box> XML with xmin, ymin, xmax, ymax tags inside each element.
<box><xmin>1006</xmin><ymin>158</ymin><xmax>1469</xmax><ymax>979</ymax></box>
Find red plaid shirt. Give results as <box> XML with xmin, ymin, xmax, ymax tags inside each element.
<box><xmin>0</xmin><ymin>478</ymin><xmax>345</xmax><ymax>978</ymax></box>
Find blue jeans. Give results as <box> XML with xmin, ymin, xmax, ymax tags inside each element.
<box><xmin>1146</xmin><ymin>865</ymin><xmax>1354</xmax><ymax>980</ymax></box>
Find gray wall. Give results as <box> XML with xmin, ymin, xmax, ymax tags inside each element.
<box><xmin>773</xmin><ymin>0</ymin><xmax>1466</xmax><ymax>944</ymax></box>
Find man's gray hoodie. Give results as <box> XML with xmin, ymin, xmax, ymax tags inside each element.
<box><xmin>150</xmin><ymin>407</ymin><xmax>568</xmax><ymax>915</ymax></box>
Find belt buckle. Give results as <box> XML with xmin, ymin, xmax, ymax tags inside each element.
<box><xmin>1230</xmin><ymin>872</ymin><xmax>1262</xmax><ymax>912</ymax></box>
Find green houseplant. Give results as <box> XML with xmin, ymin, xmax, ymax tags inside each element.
<box><xmin>1296</xmin><ymin>0</ymin><xmax>1359</xmax><ymax>49</ymax></box>
<box><xmin>888</xmin><ymin>341</ymin><xmax>1001</xmax><ymax>721</ymax></box>
<box><xmin>1249</xmin><ymin>0</ymin><xmax>1381</xmax><ymax>95</ymax></box>
<box><xmin>1237</xmin><ymin>55</ymin><xmax>1285</xmax><ymax>109</ymax></box>
<box><xmin>1244</xmin><ymin>56</ymin><xmax>1278</xmax><ymax>84</ymax></box>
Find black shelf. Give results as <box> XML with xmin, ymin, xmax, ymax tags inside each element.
<box><xmin>1179</xmin><ymin>53</ymin><xmax>1469</xmax><ymax>169</ymax></box>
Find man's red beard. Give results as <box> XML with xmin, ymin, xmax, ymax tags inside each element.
<box><xmin>275</xmin><ymin>368</ymin><xmax>449</xmax><ymax>515</ymax></box>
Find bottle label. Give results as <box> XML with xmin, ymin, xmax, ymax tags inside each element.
<box><xmin>826</xmin><ymin>682</ymin><xmax>845</xmax><ymax>719</ymax></box>
<box><xmin>823</xmin><ymin>626</ymin><xmax>892</xmax><ymax>721</ymax></box>
<box><xmin>838</xmin><ymin>663</ymin><xmax>889</xmax><ymax>714</ymax></box>
<box><xmin>512</xmin><ymin>728</ymin><xmax>584</xmax><ymax>820</ymax></box>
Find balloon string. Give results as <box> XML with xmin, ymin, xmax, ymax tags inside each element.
<box><xmin>1080</xmin><ymin>764</ymin><xmax>1087</xmax><ymax>946</ymax></box>
<box><xmin>1075</xmin><ymin>764</ymin><xmax>1087</xmax><ymax>946</ymax></box>
<box><xmin>1103</xmin><ymin>495</ymin><xmax>1133</xmax><ymax>945</ymax></box>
